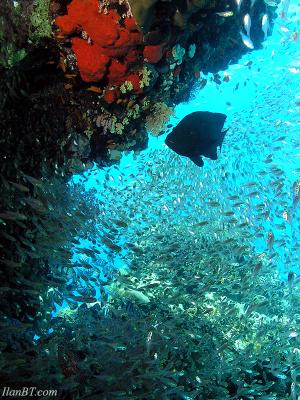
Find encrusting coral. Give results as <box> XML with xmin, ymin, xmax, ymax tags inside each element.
<box><xmin>55</xmin><ymin>0</ymin><xmax>143</xmax><ymax>86</ymax></box>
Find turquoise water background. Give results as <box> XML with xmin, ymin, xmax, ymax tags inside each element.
<box><xmin>49</xmin><ymin>1</ymin><xmax>300</xmax><ymax>320</ymax></box>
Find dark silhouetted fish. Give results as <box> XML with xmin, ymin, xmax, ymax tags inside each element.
<box><xmin>165</xmin><ymin>111</ymin><xmax>228</xmax><ymax>167</ymax></box>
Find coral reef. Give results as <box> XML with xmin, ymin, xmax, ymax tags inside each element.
<box><xmin>50</xmin><ymin>0</ymin><xmax>276</xmax><ymax>164</ymax></box>
<box><xmin>145</xmin><ymin>102</ymin><xmax>174</xmax><ymax>136</ymax></box>
<box><xmin>0</xmin><ymin>0</ymin><xmax>277</xmax><ymax>170</ymax></box>
<box><xmin>55</xmin><ymin>0</ymin><xmax>143</xmax><ymax>87</ymax></box>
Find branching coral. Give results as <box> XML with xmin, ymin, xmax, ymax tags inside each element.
<box><xmin>139</xmin><ymin>65</ymin><xmax>152</xmax><ymax>88</ymax></box>
<box><xmin>120</xmin><ymin>80</ymin><xmax>134</xmax><ymax>94</ymax></box>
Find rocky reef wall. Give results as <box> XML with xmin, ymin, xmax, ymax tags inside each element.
<box><xmin>1</xmin><ymin>0</ymin><xmax>276</xmax><ymax>174</ymax></box>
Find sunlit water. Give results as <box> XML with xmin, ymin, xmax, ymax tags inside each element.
<box><xmin>49</xmin><ymin>2</ymin><xmax>300</xmax><ymax>325</ymax></box>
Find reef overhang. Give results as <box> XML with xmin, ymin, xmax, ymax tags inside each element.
<box><xmin>0</xmin><ymin>0</ymin><xmax>276</xmax><ymax>176</ymax></box>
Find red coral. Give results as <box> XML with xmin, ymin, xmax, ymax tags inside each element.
<box><xmin>125</xmin><ymin>49</ymin><xmax>140</xmax><ymax>66</ymax></box>
<box><xmin>101</xmin><ymin>27</ymin><xmax>142</xmax><ymax>58</ymax></box>
<box><xmin>124</xmin><ymin>16</ymin><xmax>139</xmax><ymax>32</ymax></box>
<box><xmin>103</xmin><ymin>89</ymin><xmax>119</xmax><ymax>104</ymax></box>
<box><xmin>56</xmin><ymin>1</ymin><xmax>121</xmax><ymax>46</ymax></box>
<box><xmin>72</xmin><ymin>38</ymin><xmax>109</xmax><ymax>82</ymax></box>
<box><xmin>143</xmin><ymin>44</ymin><xmax>165</xmax><ymax>64</ymax></box>
<box><xmin>56</xmin><ymin>0</ymin><xmax>95</xmax><ymax>34</ymax></box>
<box><xmin>86</xmin><ymin>11</ymin><xmax>120</xmax><ymax>46</ymax></box>
<box><xmin>55</xmin><ymin>0</ymin><xmax>162</xmax><ymax>93</ymax></box>
<box><xmin>56</xmin><ymin>1</ymin><xmax>145</xmax><ymax>89</ymax></box>
<box><xmin>126</xmin><ymin>72</ymin><xmax>142</xmax><ymax>93</ymax></box>
<box><xmin>108</xmin><ymin>59</ymin><xmax>128</xmax><ymax>84</ymax></box>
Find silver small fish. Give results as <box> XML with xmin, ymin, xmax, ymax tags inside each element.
<box><xmin>267</xmin><ymin>231</ymin><xmax>275</xmax><ymax>251</ymax></box>
<box><xmin>262</xmin><ymin>14</ymin><xmax>269</xmax><ymax>40</ymax></box>
<box><xmin>240</xmin><ymin>31</ymin><xmax>254</xmax><ymax>49</ymax></box>
<box><xmin>243</xmin><ymin>14</ymin><xmax>251</xmax><ymax>36</ymax></box>
<box><xmin>235</xmin><ymin>0</ymin><xmax>243</xmax><ymax>9</ymax></box>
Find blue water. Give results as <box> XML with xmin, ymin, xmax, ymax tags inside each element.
<box><xmin>51</xmin><ymin>2</ymin><xmax>300</xmax><ymax>322</ymax></box>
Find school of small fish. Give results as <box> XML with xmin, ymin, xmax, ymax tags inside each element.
<box><xmin>41</xmin><ymin>18</ymin><xmax>299</xmax><ymax>392</ymax></box>
<box><xmin>0</xmin><ymin>0</ymin><xmax>299</xmax><ymax>398</ymax></box>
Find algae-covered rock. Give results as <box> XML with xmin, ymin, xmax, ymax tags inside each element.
<box><xmin>30</xmin><ymin>0</ymin><xmax>52</xmax><ymax>40</ymax></box>
<box><xmin>127</xmin><ymin>0</ymin><xmax>158</xmax><ymax>32</ymax></box>
<box><xmin>0</xmin><ymin>0</ymin><xmax>27</xmax><ymax>68</ymax></box>
<box><xmin>128</xmin><ymin>0</ymin><xmax>214</xmax><ymax>32</ymax></box>
<box><xmin>173</xmin><ymin>0</ymin><xmax>215</xmax><ymax>28</ymax></box>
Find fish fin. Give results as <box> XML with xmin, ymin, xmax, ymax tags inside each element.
<box><xmin>219</xmin><ymin>128</ymin><xmax>229</xmax><ymax>152</ymax></box>
<box><xmin>189</xmin><ymin>156</ymin><xmax>204</xmax><ymax>167</ymax></box>
<box><xmin>202</xmin><ymin>144</ymin><xmax>218</xmax><ymax>160</ymax></box>
<box><xmin>209</xmin><ymin>151</ymin><xmax>218</xmax><ymax>160</ymax></box>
